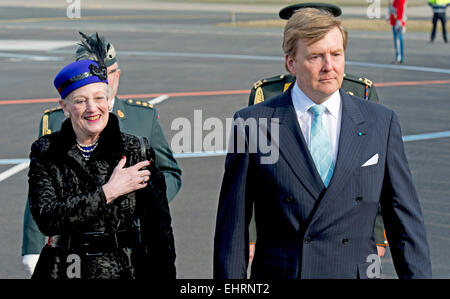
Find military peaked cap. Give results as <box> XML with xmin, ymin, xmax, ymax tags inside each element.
<box><xmin>279</xmin><ymin>2</ymin><xmax>342</xmax><ymax>20</ymax></box>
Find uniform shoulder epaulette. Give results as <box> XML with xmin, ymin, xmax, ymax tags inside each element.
<box><xmin>41</xmin><ymin>107</ymin><xmax>63</xmax><ymax>136</ymax></box>
<box><xmin>253</xmin><ymin>74</ymin><xmax>289</xmax><ymax>89</ymax></box>
<box><xmin>343</xmin><ymin>73</ymin><xmax>373</xmax><ymax>87</ymax></box>
<box><xmin>43</xmin><ymin>106</ymin><xmax>63</xmax><ymax>114</ymax></box>
<box><xmin>124</xmin><ymin>98</ymin><xmax>154</xmax><ymax>109</ymax></box>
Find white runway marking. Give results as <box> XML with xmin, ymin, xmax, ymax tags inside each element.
<box><xmin>51</xmin><ymin>49</ymin><xmax>283</xmax><ymax>62</ymax></box>
<box><xmin>148</xmin><ymin>95</ymin><xmax>169</xmax><ymax>105</ymax></box>
<box><xmin>402</xmin><ymin>131</ymin><xmax>450</xmax><ymax>142</ymax></box>
<box><xmin>346</xmin><ymin>61</ymin><xmax>450</xmax><ymax>75</ymax></box>
<box><xmin>1</xmin><ymin>131</ymin><xmax>449</xmax><ymax>182</ymax></box>
<box><xmin>49</xmin><ymin>49</ymin><xmax>450</xmax><ymax>74</ymax></box>
<box><xmin>0</xmin><ymin>40</ymin><xmax>73</xmax><ymax>61</ymax></box>
<box><xmin>0</xmin><ymin>52</ymin><xmax>63</xmax><ymax>61</ymax></box>
<box><xmin>0</xmin><ymin>40</ymin><xmax>75</xmax><ymax>51</ymax></box>
<box><xmin>0</xmin><ymin>161</ymin><xmax>30</xmax><ymax>183</ymax></box>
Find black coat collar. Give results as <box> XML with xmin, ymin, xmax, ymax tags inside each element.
<box><xmin>53</xmin><ymin>112</ymin><xmax>124</xmax><ymax>161</ymax></box>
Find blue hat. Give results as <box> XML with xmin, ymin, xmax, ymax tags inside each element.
<box><xmin>54</xmin><ymin>60</ymin><xmax>108</xmax><ymax>99</ymax></box>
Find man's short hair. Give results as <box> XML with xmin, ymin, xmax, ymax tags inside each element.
<box><xmin>282</xmin><ymin>8</ymin><xmax>348</xmax><ymax>60</ymax></box>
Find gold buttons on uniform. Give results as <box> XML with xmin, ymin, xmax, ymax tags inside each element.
<box><xmin>253</xmin><ymin>80</ymin><xmax>263</xmax><ymax>89</ymax></box>
<box><xmin>125</xmin><ymin>98</ymin><xmax>154</xmax><ymax>109</ymax></box>
<box><xmin>363</xmin><ymin>78</ymin><xmax>373</xmax><ymax>86</ymax></box>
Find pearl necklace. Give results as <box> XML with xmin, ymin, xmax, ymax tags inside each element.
<box><xmin>76</xmin><ymin>139</ymin><xmax>99</xmax><ymax>161</ymax></box>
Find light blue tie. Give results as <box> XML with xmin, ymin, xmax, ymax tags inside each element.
<box><xmin>309</xmin><ymin>105</ymin><xmax>334</xmax><ymax>187</ymax></box>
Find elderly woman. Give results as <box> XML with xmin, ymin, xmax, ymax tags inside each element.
<box><xmin>28</xmin><ymin>60</ymin><xmax>176</xmax><ymax>279</ymax></box>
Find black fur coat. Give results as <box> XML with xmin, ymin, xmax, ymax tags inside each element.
<box><xmin>28</xmin><ymin>113</ymin><xmax>176</xmax><ymax>279</ymax></box>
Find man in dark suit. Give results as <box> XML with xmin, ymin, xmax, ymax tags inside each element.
<box><xmin>246</xmin><ymin>3</ymin><xmax>388</xmax><ymax>264</ymax></box>
<box><xmin>213</xmin><ymin>8</ymin><xmax>431</xmax><ymax>279</ymax></box>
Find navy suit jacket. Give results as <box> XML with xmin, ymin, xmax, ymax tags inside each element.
<box><xmin>213</xmin><ymin>86</ymin><xmax>432</xmax><ymax>279</ymax></box>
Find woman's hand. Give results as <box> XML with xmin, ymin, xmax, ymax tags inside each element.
<box><xmin>102</xmin><ymin>156</ymin><xmax>151</xmax><ymax>204</ymax></box>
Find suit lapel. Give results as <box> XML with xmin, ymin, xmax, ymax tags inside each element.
<box><xmin>308</xmin><ymin>90</ymin><xmax>369</xmax><ymax>225</ymax></box>
<box><xmin>273</xmin><ymin>85</ymin><xmax>324</xmax><ymax>200</ymax></box>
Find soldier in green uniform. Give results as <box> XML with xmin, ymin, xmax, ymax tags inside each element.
<box><xmin>21</xmin><ymin>33</ymin><xmax>182</xmax><ymax>275</ymax></box>
<box><xmin>247</xmin><ymin>3</ymin><xmax>387</xmax><ymax>264</ymax></box>
<box><xmin>249</xmin><ymin>72</ymin><xmax>378</xmax><ymax>106</ymax></box>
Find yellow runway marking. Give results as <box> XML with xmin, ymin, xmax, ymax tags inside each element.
<box><xmin>0</xmin><ymin>14</ymin><xmax>228</xmax><ymax>24</ymax></box>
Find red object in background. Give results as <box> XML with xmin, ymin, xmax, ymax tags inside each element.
<box><xmin>390</xmin><ymin>0</ymin><xmax>407</xmax><ymax>27</ymax></box>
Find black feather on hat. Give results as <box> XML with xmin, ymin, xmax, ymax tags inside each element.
<box><xmin>77</xmin><ymin>32</ymin><xmax>117</xmax><ymax>67</ymax></box>
<box><xmin>77</xmin><ymin>32</ymin><xmax>108</xmax><ymax>80</ymax></box>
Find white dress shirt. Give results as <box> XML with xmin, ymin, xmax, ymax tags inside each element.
<box><xmin>109</xmin><ymin>97</ymin><xmax>115</xmax><ymax>112</ymax></box>
<box><xmin>291</xmin><ymin>82</ymin><xmax>342</xmax><ymax>165</ymax></box>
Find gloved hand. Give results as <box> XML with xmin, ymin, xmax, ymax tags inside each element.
<box><xmin>22</xmin><ymin>254</ymin><xmax>40</xmax><ymax>276</ymax></box>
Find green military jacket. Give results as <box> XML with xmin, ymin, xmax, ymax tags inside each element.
<box><xmin>22</xmin><ymin>97</ymin><xmax>182</xmax><ymax>255</ymax></box>
<box><xmin>247</xmin><ymin>73</ymin><xmax>388</xmax><ymax>247</ymax></box>
<box><xmin>248</xmin><ymin>73</ymin><xmax>379</xmax><ymax>106</ymax></box>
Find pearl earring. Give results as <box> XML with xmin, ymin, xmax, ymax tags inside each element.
<box><xmin>64</xmin><ymin>111</ymin><xmax>70</xmax><ymax>118</ymax></box>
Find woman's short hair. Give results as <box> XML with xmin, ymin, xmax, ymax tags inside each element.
<box><xmin>63</xmin><ymin>83</ymin><xmax>110</xmax><ymax>102</ymax></box>
<box><xmin>282</xmin><ymin>8</ymin><xmax>348</xmax><ymax>60</ymax></box>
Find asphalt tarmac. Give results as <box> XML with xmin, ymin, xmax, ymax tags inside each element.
<box><xmin>0</xmin><ymin>6</ymin><xmax>449</xmax><ymax>279</ymax></box>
